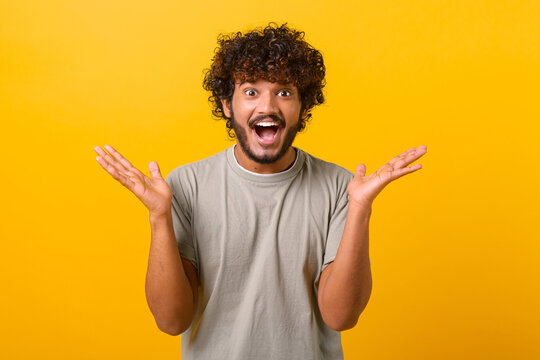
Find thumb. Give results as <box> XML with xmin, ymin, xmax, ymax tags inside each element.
<box><xmin>355</xmin><ymin>163</ymin><xmax>367</xmax><ymax>177</ymax></box>
<box><xmin>149</xmin><ymin>161</ymin><xmax>163</xmax><ymax>179</ymax></box>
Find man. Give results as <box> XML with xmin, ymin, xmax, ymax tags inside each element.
<box><xmin>94</xmin><ymin>22</ymin><xmax>427</xmax><ymax>359</ymax></box>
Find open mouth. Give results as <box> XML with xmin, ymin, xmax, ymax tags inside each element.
<box><xmin>252</xmin><ymin>121</ymin><xmax>281</xmax><ymax>144</ymax></box>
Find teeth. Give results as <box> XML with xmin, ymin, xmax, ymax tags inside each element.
<box><xmin>255</xmin><ymin>121</ymin><xmax>279</xmax><ymax>127</ymax></box>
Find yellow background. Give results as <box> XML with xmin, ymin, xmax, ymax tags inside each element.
<box><xmin>1</xmin><ymin>0</ymin><xmax>539</xmax><ymax>359</ymax></box>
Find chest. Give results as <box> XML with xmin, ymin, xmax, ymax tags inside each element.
<box><xmin>191</xmin><ymin>179</ymin><xmax>333</xmax><ymax>283</ymax></box>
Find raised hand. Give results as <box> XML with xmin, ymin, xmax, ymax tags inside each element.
<box><xmin>94</xmin><ymin>145</ymin><xmax>172</xmax><ymax>217</ymax></box>
<box><xmin>347</xmin><ymin>145</ymin><xmax>427</xmax><ymax>209</ymax></box>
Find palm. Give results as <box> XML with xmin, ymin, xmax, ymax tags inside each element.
<box><xmin>94</xmin><ymin>145</ymin><xmax>172</xmax><ymax>216</ymax></box>
<box><xmin>347</xmin><ymin>145</ymin><xmax>427</xmax><ymax>208</ymax></box>
<box><xmin>129</xmin><ymin>169</ymin><xmax>172</xmax><ymax>212</ymax></box>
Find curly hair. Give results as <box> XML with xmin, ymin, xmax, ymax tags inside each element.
<box><xmin>202</xmin><ymin>22</ymin><xmax>326</xmax><ymax>138</ymax></box>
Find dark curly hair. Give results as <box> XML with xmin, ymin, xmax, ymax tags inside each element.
<box><xmin>202</xmin><ymin>22</ymin><xmax>326</xmax><ymax>138</ymax></box>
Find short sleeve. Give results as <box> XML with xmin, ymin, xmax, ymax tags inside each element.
<box><xmin>322</xmin><ymin>187</ymin><xmax>350</xmax><ymax>272</ymax></box>
<box><xmin>165</xmin><ymin>171</ymin><xmax>199</xmax><ymax>272</ymax></box>
<box><xmin>322</xmin><ymin>178</ymin><xmax>372</xmax><ymax>272</ymax></box>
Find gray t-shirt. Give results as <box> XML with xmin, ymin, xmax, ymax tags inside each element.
<box><xmin>164</xmin><ymin>145</ymin><xmax>354</xmax><ymax>360</ymax></box>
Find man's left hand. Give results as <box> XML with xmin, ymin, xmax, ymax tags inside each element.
<box><xmin>347</xmin><ymin>145</ymin><xmax>428</xmax><ymax>209</ymax></box>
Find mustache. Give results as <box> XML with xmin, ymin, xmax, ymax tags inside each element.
<box><xmin>248</xmin><ymin>114</ymin><xmax>285</xmax><ymax>128</ymax></box>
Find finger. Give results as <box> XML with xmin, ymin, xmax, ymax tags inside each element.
<box><xmin>94</xmin><ymin>146</ymin><xmax>130</xmax><ymax>175</ymax></box>
<box><xmin>393</xmin><ymin>150</ymin><xmax>419</xmax><ymax>169</ymax></box>
<box><xmin>393</xmin><ymin>163</ymin><xmax>422</xmax><ymax>180</ymax></box>
<box><xmin>392</xmin><ymin>146</ymin><xmax>427</xmax><ymax>169</ymax></box>
<box><xmin>95</xmin><ymin>154</ymin><xmax>135</xmax><ymax>188</ymax></box>
<box><xmin>354</xmin><ymin>163</ymin><xmax>366</xmax><ymax>178</ymax></box>
<box><xmin>387</xmin><ymin>147</ymin><xmax>416</xmax><ymax>166</ymax></box>
<box><xmin>103</xmin><ymin>145</ymin><xmax>135</xmax><ymax>173</ymax></box>
<box><xmin>149</xmin><ymin>161</ymin><xmax>163</xmax><ymax>179</ymax></box>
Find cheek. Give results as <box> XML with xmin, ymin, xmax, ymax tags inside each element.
<box><xmin>286</xmin><ymin>103</ymin><xmax>302</xmax><ymax>119</ymax></box>
<box><xmin>233</xmin><ymin>99</ymin><xmax>255</xmax><ymax>117</ymax></box>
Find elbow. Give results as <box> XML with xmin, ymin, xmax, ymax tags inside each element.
<box><xmin>323</xmin><ymin>314</ymin><xmax>359</xmax><ymax>332</ymax></box>
<box><xmin>146</xmin><ymin>297</ymin><xmax>196</xmax><ymax>336</ymax></box>
<box><xmin>334</xmin><ymin>320</ymin><xmax>358</xmax><ymax>332</ymax></box>
<box><xmin>321</xmin><ymin>298</ymin><xmax>371</xmax><ymax>332</ymax></box>
<box><xmin>156</xmin><ymin>319</ymin><xmax>189</xmax><ymax>336</ymax></box>
<box><xmin>152</xmin><ymin>309</ymin><xmax>194</xmax><ymax>336</ymax></box>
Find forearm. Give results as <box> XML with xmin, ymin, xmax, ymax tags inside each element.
<box><xmin>319</xmin><ymin>203</ymin><xmax>373</xmax><ymax>330</ymax></box>
<box><xmin>145</xmin><ymin>211</ymin><xmax>194</xmax><ymax>334</ymax></box>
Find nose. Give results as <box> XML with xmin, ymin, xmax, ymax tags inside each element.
<box><xmin>257</xmin><ymin>90</ymin><xmax>279</xmax><ymax>115</ymax></box>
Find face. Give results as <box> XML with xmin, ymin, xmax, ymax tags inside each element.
<box><xmin>222</xmin><ymin>79</ymin><xmax>307</xmax><ymax>164</ymax></box>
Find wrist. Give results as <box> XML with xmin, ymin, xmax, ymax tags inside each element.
<box><xmin>149</xmin><ymin>210</ymin><xmax>171</xmax><ymax>222</ymax></box>
<box><xmin>347</xmin><ymin>198</ymin><xmax>373</xmax><ymax>215</ymax></box>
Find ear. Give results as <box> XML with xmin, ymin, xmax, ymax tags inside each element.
<box><xmin>221</xmin><ymin>99</ymin><xmax>231</xmax><ymax>118</ymax></box>
<box><xmin>300</xmin><ymin>108</ymin><xmax>309</xmax><ymax>120</ymax></box>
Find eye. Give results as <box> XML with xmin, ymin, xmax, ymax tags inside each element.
<box><xmin>278</xmin><ymin>89</ymin><xmax>292</xmax><ymax>97</ymax></box>
<box><xmin>244</xmin><ymin>89</ymin><xmax>257</xmax><ymax>96</ymax></box>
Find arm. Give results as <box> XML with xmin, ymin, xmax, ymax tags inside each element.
<box><xmin>318</xmin><ymin>202</ymin><xmax>372</xmax><ymax>331</ymax></box>
<box><xmin>93</xmin><ymin>144</ymin><xmax>198</xmax><ymax>335</ymax></box>
<box><xmin>318</xmin><ymin>145</ymin><xmax>427</xmax><ymax>331</ymax></box>
<box><xmin>146</xmin><ymin>211</ymin><xmax>199</xmax><ymax>336</ymax></box>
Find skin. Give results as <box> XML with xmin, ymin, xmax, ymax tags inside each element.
<box><xmin>318</xmin><ymin>145</ymin><xmax>427</xmax><ymax>331</ymax></box>
<box><xmin>221</xmin><ymin>79</ymin><xmax>308</xmax><ymax>174</ymax></box>
<box><xmin>93</xmin><ymin>78</ymin><xmax>428</xmax><ymax>333</ymax></box>
<box><xmin>94</xmin><ymin>145</ymin><xmax>198</xmax><ymax>335</ymax></box>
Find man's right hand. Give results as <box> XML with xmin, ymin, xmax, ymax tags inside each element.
<box><xmin>94</xmin><ymin>145</ymin><xmax>172</xmax><ymax>217</ymax></box>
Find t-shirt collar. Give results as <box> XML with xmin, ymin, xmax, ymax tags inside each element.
<box><xmin>227</xmin><ymin>144</ymin><xmax>305</xmax><ymax>183</ymax></box>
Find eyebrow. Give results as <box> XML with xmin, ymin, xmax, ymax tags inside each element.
<box><xmin>238</xmin><ymin>81</ymin><xmax>295</xmax><ymax>90</ymax></box>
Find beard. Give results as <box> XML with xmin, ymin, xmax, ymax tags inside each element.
<box><xmin>230</xmin><ymin>107</ymin><xmax>302</xmax><ymax>165</ymax></box>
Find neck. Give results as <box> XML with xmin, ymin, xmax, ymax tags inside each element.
<box><xmin>234</xmin><ymin>145</ymin><xmax>297</xmax><ymax>174</ymax></box>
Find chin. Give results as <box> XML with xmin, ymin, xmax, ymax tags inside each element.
<box><xmin>244</xmin><ymin>144</ymin><xmax>288</xmax><ymax>164</ymax></box>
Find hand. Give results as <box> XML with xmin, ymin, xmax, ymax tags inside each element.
<box><xmin>94</xmin><ymin>145</ymin><xmax>172</xmax><ymax>217</ymax></box>
<box><xmin>347</xmin><ymin>145</ymin><xmax>427</xmax><ymax>209</ymax></box>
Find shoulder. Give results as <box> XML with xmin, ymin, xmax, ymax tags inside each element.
<box><xmin>165</xmin><ymin>148</ymin><xmax>229</xmax><ymax>184</ymax></box>
<box><xmin>165</xmin><ymin>148</ymin><xmax>229</xmax><ymax>204</ymax></box>
<box><xmin>298</xmin><ymin>149</ymin><xmax>353</xmax><ymax>211</ymax></box>
<box><xmin>301</xmin><ymin>149</ymin><xmax>354</xmax><ymax>183</ymax></box>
